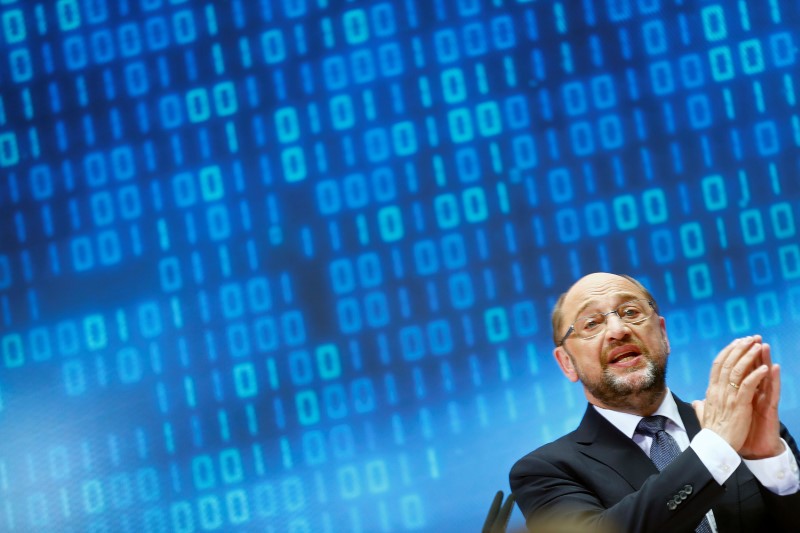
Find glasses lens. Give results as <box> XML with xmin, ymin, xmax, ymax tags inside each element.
<box><xmin>574</xmin><ymin>313</ymin><xmax>605</xmax><ymax>338</ymax></box>
<box><xmin>573</xmin><ymin>300</ymin><xmax>652</xmax><ymax>339</ymax></box>
<box><xmin>617</xmin><ymin>300</ymin><xmax>651</xmax><ymax>323</ymax></box>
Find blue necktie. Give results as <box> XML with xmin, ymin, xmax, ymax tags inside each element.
<box><xmin>636</xmin><ymin>416</ymin><xmax>713</xmax><ymax>533</ymax></box>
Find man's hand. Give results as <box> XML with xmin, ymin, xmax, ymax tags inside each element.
<box><xmin>738</xmin><ymin>342</ymin><xmax>784</xmax><ymax>459</ymax></box>
<box><xmin>692</xmin><ymin>336</ymin><xmax>770</xmax><ymax>452</ymax></box>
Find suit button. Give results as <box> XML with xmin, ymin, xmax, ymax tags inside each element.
<box><xmin>683</xmin><ymin>484</ymin><xmax>693</xmax><ymax>495</ymax></box>
<box><xmin>667</xmin><ymin>500</ymin><xmax>678</xmax><ymax>511</ymax></box>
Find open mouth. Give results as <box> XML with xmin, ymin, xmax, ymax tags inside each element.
<box><xmin>608</xmin><ymin>346</ymin><xmax>642</xmax><ymax>366</ymax></box>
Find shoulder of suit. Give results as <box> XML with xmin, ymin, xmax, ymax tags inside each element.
<box><xmin>511</xmin><ymin>429</ymin><xmax>583</xmax><ymax>466</ymax></box>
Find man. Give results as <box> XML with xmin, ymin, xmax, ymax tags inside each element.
<box><xmin>509</xmin><ymin>273</ymin><xmax>800</xmax><ymax>532</ymax></box>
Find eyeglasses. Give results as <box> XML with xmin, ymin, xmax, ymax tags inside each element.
<box><xmin>558</xmin><ymin>299</ymin><xmax>656</xmax><ymax>345</ymax></box>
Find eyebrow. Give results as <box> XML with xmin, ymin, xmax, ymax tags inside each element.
<box><xmin>571</xmin><ymin>292</ymin><xmax>642</xmax><ymax>322</ymax></box>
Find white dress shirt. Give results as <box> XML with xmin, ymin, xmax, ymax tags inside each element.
<box><xmin>594</xmin><ymin>388</ymin><xmax>800</xmax><ymax>532</ymax></box>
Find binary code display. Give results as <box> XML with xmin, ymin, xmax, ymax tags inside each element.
<box><xmin>1</xmin><ymin>1</ymin><xmax>800</xmax><ymax>531</ymax></box>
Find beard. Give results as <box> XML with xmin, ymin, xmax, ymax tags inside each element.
<box><xmin>570</xmin><ymin>337</ymin><xmax>669</xmax><ymax>413</ymax></box>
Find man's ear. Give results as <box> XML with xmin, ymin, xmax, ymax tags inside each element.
<box><xmin>659</xmin><ymin>315</ymin><xmax>670</xmax><ymax>353</ymax></box>
<box><xmin>553</xmin><ymin>346</ymin><xmax>579</xmax><ymax>383</ymax></box>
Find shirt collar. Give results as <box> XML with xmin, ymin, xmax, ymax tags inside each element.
<box><xmin>592</xmin><ymin>388</ymin><xmax>686</xmax><ymax>439</ymax></box>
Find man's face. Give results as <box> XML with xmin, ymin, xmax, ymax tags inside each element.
<box><xmin>552</xmin><ymin>273</ymin><xmax>670</xmax><ymax>413</ymax></box>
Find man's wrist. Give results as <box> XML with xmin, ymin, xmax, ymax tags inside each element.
<box><xmin>741</xmin><ymin>440</ymin><xmax>786</xmax><ymax>460</ymax></box>
<box><xmin>690</xmin><ymin>429</ymin><xmax>742</xmax><ymax>485</ymax></box>
<box><xmin>742</xmin><ymin>439</ymin><xmax>800</xmax><ymax>496</ymax></box>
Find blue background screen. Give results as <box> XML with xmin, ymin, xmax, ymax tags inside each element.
<box><xmin>1</xmin><ymin>1</ymin><xmax>799</xmax><ymax>531</ymax></box>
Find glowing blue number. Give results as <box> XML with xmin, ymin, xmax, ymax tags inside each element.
<box><xmin>414</xmin><ymin>240</ymin><xmax>439</xmax><ymax>275</ymax></box>
<box><xmin>206</xmin><ymin>205</ymin><xmax>231</xmax><ymax>240</ymax></box>
<box><xmin>377</xmin><ymin>206</ymin><xmax>404</xmax><ymax>242</ymax></box>
<box><xmin>740</xmin><ymin>209</ymin><xmax>765</xmax><ymax>245</ymax></box>
<box><xmin>295</xmin><ymin>390</ymin><xmax>320</xmax><ymax>425</ymax></box>
<box><xmin>330</xmin><ymin>259</ymin><xmax>355</xmax><ymax>294</ymax></box>
<box><xmin>485</xmin><ymin>307</ymin><xmax>509</xmax><ymax>342</ymax></box>
<box><xmin>431</xmin><ymin>238</ymin><xmax>461</xmax><ymax>274</ymax></box>
<box><xmin>563</xmin><ymin>82</ymin><xmax>587</xmax><ymax>116</ymax></box>
<box><xmin>709</xmin><ymin>46</ymin><xmax>734</xmax><ymax>81</ymax></box>
<box><xmin>649</xmin><ymin>61</ymin><xmax>675</xmax><ymax>95</ymax></box>
<box><xmin>434</xmin><ymin>29</ymin><xmax>459</xmax><ymax>64</ymax></box>
<box><xmin>642</xmin><ymin>20</ymin><xmax>666</xmax><ymax>55</ymax></box>
<box><xmin>680</xmin><ymin>222</ymin><xmax>705</xmax><ymax>258</ymax></box>
<box><xmin>749</xmin><ymin>252</ymin><xmax>773</xmax><ymax>285</ymax></box>
<box><xmin>755</xmin><ymin>121</ymin><xmax>779</xmax><ymax>156</ymax></box>
<box><xmin>98</xmin><ymin>230</ymin><xmax>121</xmax><ymax>265</ymax></box>
<box><xmin>344</xmin><ymin>173</ymin><xmax>368</xmax><ymax>208</ymax></box>
<box><xmin>679</xmin><ymin>54</ymin><xmax>705</xmax><ymax>88</ymax></box>
<box><xmin>687</xmin><ymin>94</ymin><xmax>711</xmax><ymax>129</ymax></box>
<box><xmin>570</xmin><ymin>121</ymin><xmax>595</xmax><ymax>155</ymax></box>
<box><xmin>505</xmin><ymin>96</ymin><xmax>530</xmax><ymax>129</ymax></box>
<box><xmin>364</xmin><ymin>292</ymin><xmax>389</xmax><ymax>327</ymax></box>
<box><xmin>118</xmin><ymin>23</ymin><xmax>142</xmax><ymax>56</ymax></box>
<box><xmin>770</xmin><ymin>203</ymin><xmax>796</xmax><ymax>239</ymax></box>
<box><xmin>357</xmin><ymin>253</ymin><xmax>382</xmax><ymax>287</ymax></box>
<box><xmin>173</xmin><ymin>10</ymin><xmax>196</xmax><ymax>44</ymax></box>
<box><xmin>448</xmin><ymin>272</ymin><xmax>475</xmax><ymax>309</ymax></box>
<box><xmin>456</xmin><ymin>148</ymin><xmax>480</xmax><ymax>183</ymax></box>
<box><xmin>556</xmin><ymin>208</ymin><xmax>580</xmax><ymax>243</ymax></box>
<box><xmin>145</xmin><ymin>17</ymin><xmax>169</xmax><ymax>50</ymax></box>
<box><xmin>371</xmin><ymin>3</ymin><xmax>396</xmax><ymax>37</ymax></box>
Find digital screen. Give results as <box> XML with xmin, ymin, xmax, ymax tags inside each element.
<box><xmin>1</xmin><ymin>1</ymin><xmax>799</xmax><ymax>531</ymax></box>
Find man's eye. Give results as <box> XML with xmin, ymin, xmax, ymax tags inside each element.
<box><xmin>582</xmin><ymin>319</ymin><xmax>599</xmax><ymax>330</ymax></box>
<box><xmin>620</xmin><ymin>307</ymin><xmax>642</xmax><ymax>318</ymax></box>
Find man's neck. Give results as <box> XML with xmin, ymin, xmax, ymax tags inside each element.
<box><xmin>586</xmin><ymin>386</ymin><xmax>668</xmax><ymax>416</ymax></box>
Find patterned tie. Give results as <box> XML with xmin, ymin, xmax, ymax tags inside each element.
<box><xmin>636</xmin><ymin>416</ymin><xmax>713</xmax><ymax>533</ymax></box>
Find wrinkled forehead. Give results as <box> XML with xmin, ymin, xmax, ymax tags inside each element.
<box><xmin>561</xmin><ymin>274</ymin><xmax>646</xmax><ymax>317</ymax></box>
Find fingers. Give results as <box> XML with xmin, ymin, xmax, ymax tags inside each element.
<box><xmin>734</xmin><ymin>363</ymin><xmax>769</xmax><ymax>404</ymax></box>
<box><xmin>757</xmin><ymin>338</ymin><xmax>771</xmax><ymax>369</ymax></box>
<box><xmin>706</xmin><ymin>337</ymin><xmax>756</xmax><ymax>410</ymax></box>
<box><xmin>710</xmin><ymin>336</ymin><xmax>761</xmax><ymax>390</ymax></box>
<box><xmin>767</xmin><ymin>361</ymin><xmax>781</xmax><ymax>410</ymax></box>
<box><xmin>724</xmin><ymin>342</ymin><xmax>762</xmax><ymax>389</ymax></box>
<box><xmin>706</xmin><ymin>336</ymin><xmax>786</xmax><ymax>457</ymax></box>
<box><xmin>702</xmin><ymin>335</ymin><xmax>771</xmax><ymax>450</ymax></box>
<box><xmin>708</xmin><ymin>337</ymin><xmax>742</xmax><ymax>384</ymax></box>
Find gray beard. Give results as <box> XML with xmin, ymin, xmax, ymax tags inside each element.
<box><xmin>572</xmin><ymin>343</ymin><xmax>669</xmax><ymax>413</ymax></box>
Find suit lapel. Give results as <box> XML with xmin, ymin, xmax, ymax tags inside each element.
<box><xmin>572</xmin><ymin>394</ymin><xmax>708</xmax><ymax>491</ymax></box>
<box><xmin>675</xmin><ymin>395</ymin><xmax>702</xmax><ymax>438</ymax></box>
<box><xmin>572</xmin><ymin>396</ymin><xmax>749</xmax><ymax>532</ymax></box>
<box><xmin>573</xmin><ymin>404</ymin><xmax>658</xmax><ymax>490</ymax></box>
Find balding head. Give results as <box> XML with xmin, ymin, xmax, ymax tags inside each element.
<box><xmin>551</xmin><ymin>273</ymin><xmax>659</xmax><ymax>346</ymax></box>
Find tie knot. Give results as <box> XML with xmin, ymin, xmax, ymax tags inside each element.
<box><xmin>637</xmin><ymin>415</ymin><xmax>669</xmax><ymax>437</ymax></box>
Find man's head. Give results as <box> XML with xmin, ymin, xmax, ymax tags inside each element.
<box><xmin>551</xmin><ymin>273</ymin><xmax>670</xmax><ymax>415</ymax></box>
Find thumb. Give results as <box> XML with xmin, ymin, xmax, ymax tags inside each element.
<box><xmin>692</xmin><ymin>399</ymin><xmax>705</xmax><ymax>420</ymax></box>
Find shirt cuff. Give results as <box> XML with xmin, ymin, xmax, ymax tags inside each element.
<box><xmin>689</xmin><ymin>429</ymin><xmax>742</xmax><ymax>485</ymax></box>
<box><xmin>742</xmin><ymin>439</ymin><xmax>800</xmax><ymax>496</ymax></box>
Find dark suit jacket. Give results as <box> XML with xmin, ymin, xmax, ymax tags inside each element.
<box><xmin>509</xmin><ymin>395</ymin><xmax>800</xmax><ymax>532</ymax></box>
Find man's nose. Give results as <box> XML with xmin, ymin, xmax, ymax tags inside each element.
<box><xmin>604</xmin><ymin>313</ymin><xmax>631</xmax><ymax>339</ymax></box>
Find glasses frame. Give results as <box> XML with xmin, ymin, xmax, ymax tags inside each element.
<box><xmin>558</xmin><ymin>299</ymin><xmax>656</xmax><ymax>346</ymax></box>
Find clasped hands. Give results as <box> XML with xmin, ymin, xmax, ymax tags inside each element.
<box><xmin>692</xmin><ymin>335</ymin><xmax>784</xmax><ymax>460</ymax></box>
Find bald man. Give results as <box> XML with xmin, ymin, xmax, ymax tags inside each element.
<box><xmin>509</xmin><ymin>273</ymin><xmax>800</xmax><ymax>532</ymax></box>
